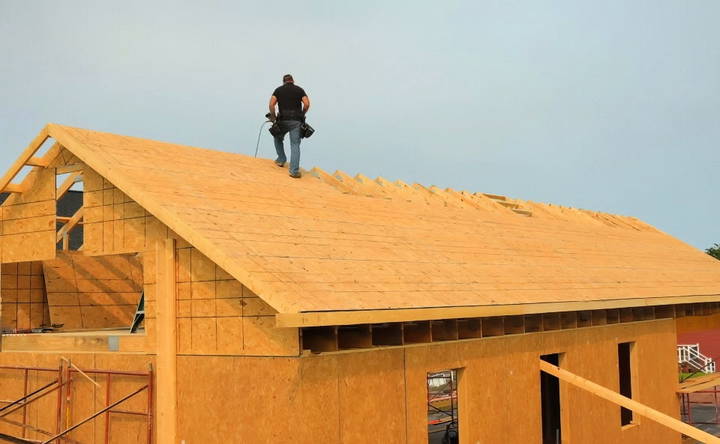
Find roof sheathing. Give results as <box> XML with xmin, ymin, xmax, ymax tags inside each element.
<box><xmin>36</xmin><ymin>124</ymin><xmax>720</xmax><ymax>327</ymax></box>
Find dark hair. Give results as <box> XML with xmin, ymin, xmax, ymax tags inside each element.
<box><xmin>283</xmin><ymin>74</ymin><xmax>294</xmax><ymax>83</ymax></box>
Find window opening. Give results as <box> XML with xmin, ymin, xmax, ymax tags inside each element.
<box><xmin>56</xmin><ymin>173</ymin><xmax>84</xmax><ymax>251</ymax></box>
<box><xmin>427</xmin><ymin>369</ymin><xmax>459</xmax><ymax>444</ymax></box>
<box><xmin>618</xmin><ymin>342</ymin><xmax>634</xmax><ymax>426</ymax></box>
<box><xmin>540</xmin><ymin>353</ymin><xmax>562</xmax><ymax>444</ymax></box>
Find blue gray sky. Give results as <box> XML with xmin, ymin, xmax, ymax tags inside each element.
<box><xmin>1</xmin><ymin>1</ymin><xmax>718</xmax><ymax>249</ymax></box>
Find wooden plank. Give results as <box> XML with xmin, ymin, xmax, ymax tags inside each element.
<box><xmin>26</xmin><ymin>156</ymin><xmax>50</xmax><ymax>167</ymax></box>
<box><xmin>539</xmin><ymin>360</ymin><xmax>720</xmax><ymax>444</ymax></box>
<box><xmin>678</xmin><ymin>374</ymin><xmax>720</xmax><ymax>394</ymax></box>
<box><xmin>0</xmin><ymin>332</ymin><xmax>146</xmax><ymax>353</ymax></box>
<box><xmin>0</xmin><ymin>126</ymin><xmax>48</xmax><ymax>192</ymax></box>
<box><xmin>56</xmin><ymin>171</ymin><xmax>82</xmax><ymax>200</ymax></box>
<box><xmin>3</xmin><ymin>183</ymin><xmax>24</xmax><ymax>193</ymax></box>
<box><xmin>56</xmin><ymin>207</ymin><xmax>84</xmax><ymax>243</ymax></box>
<box><xmin>678</xmin><ymin>373</ymin><xmax>720</xmax><ymax>391</ymax></box>
<box><xmin>55</xmin><ymin>164</ymin><xmax>83</xmax><ymax>174</ymax></box>
<box><xmin>43</xmin><ymin>251</ymin><xmax>143</xmax><ymax>328</ymax></box>
<box><xmin>156</xmin><ymin>238</ymin><xmax>177</xmax><ymax>443</ymax></box>
<box><xmin>275</xmin><ymin>294</ymin><xmax>720</xmax><ymax>327</ymax></box>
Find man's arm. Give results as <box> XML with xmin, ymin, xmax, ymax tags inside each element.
<box><xmin>268</xmin><ymin>96</ymin><xmax>278</xmax><ymax>120</ymax></box>
<box><xmin>302</xmin><ymin>96</ymin><xmax>310</xmax><ymax>115</ymax></box>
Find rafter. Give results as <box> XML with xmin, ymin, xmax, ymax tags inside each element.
<box><xmin>0</xmin><ymin>126</ymin><xmax>50</xmax><ymax>193</ymax></box>
<box><xmin>56</xmin><ymin>207</ymin><xmax>84</xmax><ymax>248</ymax></box>
<box><xmin>56</xmin><ymin>171</ymin><xmax>82</xmax><ymax>200</ymax></box>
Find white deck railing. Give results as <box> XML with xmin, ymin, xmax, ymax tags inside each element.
<box><xmin>678</xmin><ymin>343</ymin><xmax>716</xmax><ymax>373</ymax></box>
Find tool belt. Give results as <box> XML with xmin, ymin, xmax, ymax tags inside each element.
<box><xmin>278</xmin><ymin>110</ymin><xmax>304</xmax><ymax>121</ymax></box>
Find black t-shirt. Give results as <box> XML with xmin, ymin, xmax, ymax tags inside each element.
<box><xmin>272</xmin><ymin>83</ymin><xmax>307</xmax><ymax>119</ymax></box>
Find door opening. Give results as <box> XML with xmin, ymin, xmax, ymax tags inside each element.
<box><xmin>427</xmin><ymin>369</ymin><xmax>460</xmax><ymax>444</ymax></box>
<box><xmin>540</xmin><ymin>353</ymin><xmax>562</xmax><ymax>444</ymax></box>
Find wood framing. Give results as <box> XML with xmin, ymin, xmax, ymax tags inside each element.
<box><xmin>0</xmin><ymin>126</ymin><xmax>48</xmax><ymax>193</ymax></box>
<box><xmin>56</xmin><ymin>171</ymin><xmax>82</xmax><ymax>201</ymax></box>
<box><xmin>539</xmin><ymin>360</ymin><xmax>720</xmax><ymax>443</ymax></box>
<box><xmin>56</xmin><ymin>207</ymin><xmax>84</xmax><ymax>246</ymax></box>
<box><xmin>156</xmin><ymin>238</ymin><xmax>177</xmax><ymax>444</ymax></box>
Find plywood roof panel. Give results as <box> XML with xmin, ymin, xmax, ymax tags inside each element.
<box><xmin>31</xmin><ymin>124</ymin><xmax>720</xmax><ymax>325</ymax></box>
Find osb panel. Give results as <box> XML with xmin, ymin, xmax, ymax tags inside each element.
<box><xmin>47</xmin><ymin>125</ymin><xmax>720</xmax><ymax>317</ymax></box>
<box><xmin>0</xmin><ymin>261</ymin><xmax>49</xmax><ymax>332</ymax></box>
<box><xmin>82</xmin><ymin>167</ymin><xmax>148</xmax><ymax>256</ymax></box>
<box><xmin>175</xmin><ymin>320</ymin><xmax>680</xmax><ymax>444</ymax></box>
<box><xmin>0</xmin><ymin>352</ymin><xmax>154</xmax><ymax>444</ymax></box>
<box><xmin>676</xmin><ymin>313</ymin><xmax>720</xmax><ymax>334</ymax></box>
<box><xmin>1</xmin><ymin>167</ymin><xmax>56</xmax><ymax>263</ymax></box>
<box><xmin>173</xmin><ymin>245</ymin><xmax>298</xmax><ymax>356</ymax></box>
<box><xmin>42</xmin><ymin>251</ymin><xmax>143</xmax><ymax>329</ymax></box>
<box><xmin>132</xmin><ymin>216</ymin><xmax>296</xmax><ymax>356</ymax></box>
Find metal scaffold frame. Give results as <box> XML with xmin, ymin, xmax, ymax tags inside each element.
<box><xmin>427</xmin><ymin>370</ymin><xmax>459</xmax><ymax>444</ymax></box>
<box><xmin>0</xmin><ymin>361</ymin><xmax>153</xmax><ymax>444</ymax></box>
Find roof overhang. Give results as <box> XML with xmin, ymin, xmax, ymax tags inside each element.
<box><xmin>275</xmin><ymin>293</ymin><xmax>720</xmax><ymax>327</ymax></box>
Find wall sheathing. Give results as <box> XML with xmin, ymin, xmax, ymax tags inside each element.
<box><xmin>676</xmin><ymin>312</ymin><xmax>720</xmax><ymax>334</ymax></box>
<box><xmin>42</xmin><ymin>251</ymin><xmax>143</xmax><ymax>329</ymax></box>
<box><xmin>175</xmin><ymin>320</ymin><xmax>681</xmax><ymax>444</ymax></box>
<box><xmin>0</xmin><ymin>167</ymin><xmax>56</xmax><ymax>263</ymax></box>
<box><xmin>0</xmin><ymin>262</ymin><xmax>49</xmax><ymax>331</ymax></box>
<box><xmin>143</xmin><ymin>235</ymin><xmax>298</xmax><ymax>357</ymax></box>
<box><xmin>83</xmin><ymin>167</ymin><xmax>148</xmax><ymax>255</ymax></box>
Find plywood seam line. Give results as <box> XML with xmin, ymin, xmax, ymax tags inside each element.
<box><xmin>539</xmin><ymin>360</ymin><xmax>720</xmax><ymax>444</ymax></box>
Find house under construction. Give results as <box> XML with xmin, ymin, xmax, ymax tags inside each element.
<box><xmin>0</xmin><ymin>124</ymin><xmax>720</xmax><ymax>443</ymax></box>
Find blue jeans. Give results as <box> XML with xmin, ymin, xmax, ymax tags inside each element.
<box><xmin>273</xmin><ymin>120</ymin><xmax>302</xmax><ymax>175</ymax></box>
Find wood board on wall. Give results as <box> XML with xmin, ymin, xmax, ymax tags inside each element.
<box><xmin>0</xmin><ymin>261</ymin><xmax>49</xmax><ymax>332</ymax></box>
<box><xmin>174</xmin><ymin>320</ymin><xmax>681</xmax><ymax>444</ymax></box>
<box><xmin>0</xmin><ymin>167</ymin><xmax>56</xmax><ymax>263</ymax></box>
<box><xmin>42</xmin><ymin>251</ymin><xmax>143</xmax><ymax>329</ymax></box>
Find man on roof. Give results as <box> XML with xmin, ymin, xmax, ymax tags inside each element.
<box><xmin>268</xmin><ymin>74</ymin><xmax>311</xmax><ymax>178</ymax></box>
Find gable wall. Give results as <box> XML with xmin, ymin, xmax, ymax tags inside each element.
<box><xmin>0</xmin><ymin>168</ymin><xmax>56</xmax><ymax>263</ymax></box>
<box><xmin>144</xmin><ymin>233</ymin><xmax>299</xmax><ymax>357</ymax></box>
<box><xmin>83</xmin><ymin>166</ymin><xmax>298</xmax><ymax>356</ymax></box>
<box><xmin>83</xmin><ymin>167</ymin><xmax>151</xmax><ymax>255</ymax></box>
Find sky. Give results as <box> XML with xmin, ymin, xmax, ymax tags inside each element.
<box><xmin>1</xmin><ymin>1</ymin><xmax>718</xmax><ymax>249</ymax></box>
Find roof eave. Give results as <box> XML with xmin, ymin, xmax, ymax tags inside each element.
<box><xmin>275</xmin><ymin>293</ymin><xmax>720</xmax><ymax>327</ymax></box>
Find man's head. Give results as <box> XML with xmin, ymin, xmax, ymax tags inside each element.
<box><xmin>282</xmin><ymin>74</ymin><xmax>294</xmax><ymax>84</ymax></box>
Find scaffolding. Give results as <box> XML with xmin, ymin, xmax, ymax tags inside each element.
<box><xmin>0</xmin><ymin>360</ymin><xmax>153</xmax><ymax>443</ymax></box>
<box><xmin>678</xmin><ymin>373</ymin><xmax>720</xmax><ymax>427</ymax></box>
<box><xmin>427</xmin><ymin>370</ymin><xmax>459</xmax><ymax>444</ymax></box>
